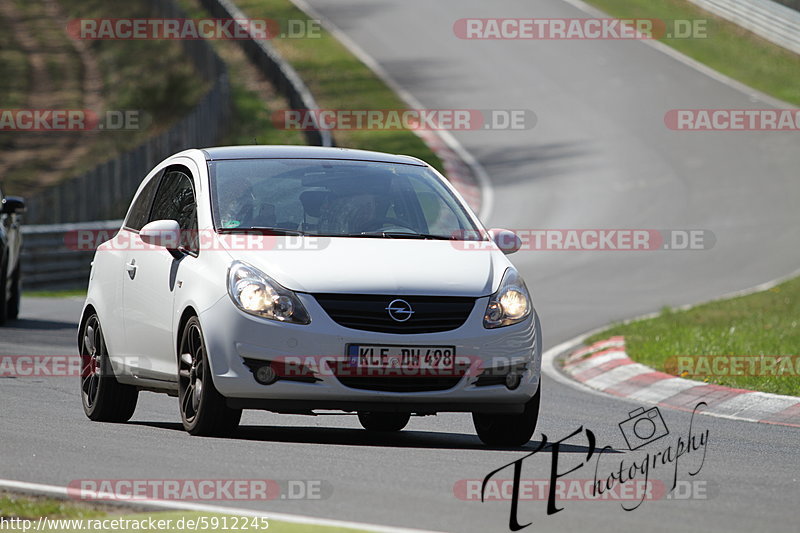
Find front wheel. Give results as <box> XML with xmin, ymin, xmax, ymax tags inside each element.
<box><xmin>473</xmin><ymin>384</ymin><xmax>541</xmax><ymax>446</ymax></box>
<box><xmin>178</xmin><ymin>317</ymin><xmax>242</xmax><ymax>436</ymax></box>
<box><xmin>358</xmin><ymin>411</ymin><xmax>411</xmax><ymax>432</ymax></box>
<box><xmin>80</xmin><ymin>313</ymin><xmax>139</xmax><ymax>422</ymax></box>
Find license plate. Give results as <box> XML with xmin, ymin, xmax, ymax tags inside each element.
<box><xmin>347</xmin><ymin>344</ymin><xmax>456</xmax><ymax>370</ymax></box>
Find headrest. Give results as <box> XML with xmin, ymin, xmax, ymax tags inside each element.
<box><xmin>300</xmin><ymin>190</ymin><xmax>329</xmax><ymax>218</ymax></box>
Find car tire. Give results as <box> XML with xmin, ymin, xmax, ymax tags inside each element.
<box><xmin>473</xmin><ymin>383</ymin><xmax>541</xmax><ymax>447</ymax></box>
<box><xmin>357</xmin><ymin>412</ymin><xmax>411</xmax><ymax>432</ymax></box>
<box><xmin>7</xmin><ymin>264</ymin><xmax>20</xmax><ymax>320</ymax></box>
<box><xmin>80</xmin><ymin>313</ymin><xmax>139</xmax><ymax>422</ymax></box>
<box><xmin>178</xmin><ymin>316</ymin><xmax>242</xmax><ymax>436</ymax></box>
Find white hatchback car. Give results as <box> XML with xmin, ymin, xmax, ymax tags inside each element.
<box><xmin>79</xmin><ymin>146</ymin><xmax>542</xmax><ymax>446</ymax></box>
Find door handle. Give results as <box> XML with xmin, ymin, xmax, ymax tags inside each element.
<box><xmin>126</xmin><ymin>259</ymin><xmax>137</xmax><ymax>279</ymax></box>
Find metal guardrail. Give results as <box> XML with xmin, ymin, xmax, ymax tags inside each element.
<box><xmin>20</xmin><ymin>220</ymin><xmax>121</xmax><ymax>290</ymax></box>
<box><xmin>688</xmin><ymin>0</ymin><xmax>800</xmax><ymax>56</ymax></box>
<box><xmin>198</xmin><ymin>0</ymin><xmax>334</xmax><ymax>148</ymax></box>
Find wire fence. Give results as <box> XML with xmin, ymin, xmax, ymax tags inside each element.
<box><xmin>25</xmin><ymin>0</ymin><xmax>230</xmax><ymax>224</ymax></box>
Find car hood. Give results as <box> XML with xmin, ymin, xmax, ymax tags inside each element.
<box><xmin>220</xmin><ymin>236</ymin><xmax>507</xmax><ymax>296</ymax></box>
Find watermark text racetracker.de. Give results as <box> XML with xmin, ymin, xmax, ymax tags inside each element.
<box><xmin>665</xmin><ymin>355</ymin><xmax>800</xmax><ymax>377</ymax></box>
<box><xmin>455</xmin><ymin>478</ymin><xmax>712</xmax><ymax>502</ymax></box>
<box><xmin>65</xmin><ymin>229</ymin><xmax>331</xmax><ymax>251</ymax></box>
<box><xmin>0</xmin><ymin>355</ymin><xmax>82</xmax><ymax>377</ymax></box>
<box><xmin>0</xmin><ymin>109</ymin><xmax>143</xmax><ymax>131</ymax></box>
<box><xmin>453</xmin><ymin>18</ymin><xmax>709</xmax><ymax>40</ymax></box>
<box><xmin>665</xmin><ymin>109</ymin><xmax>800</xmax><ymax>131</ymax></box>
<box><xmin>67</xmin><ymin>479</ymin><xmax>331</xmax><ymax>501</ymax></box>
<box><xmin>0</xmin><ymin>355</ymin><xmax>157</xmax><ymax>378</ymax></box>
<box><xmin>272</xmin><ymin>109</ymin><xmax>536</xmax><ymax>131</ymax></box>
<box><xmin>67</xmin><ymin>18</ymin><xmax>321</xmax><ymax>40</ymax></box>
<box><xmin>454</xmin><ymin>229</ymin><xmax>715</xmax><ymax>251</ymax></box>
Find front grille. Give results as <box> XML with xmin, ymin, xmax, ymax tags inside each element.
<box><xmin>329</xmin><ymin>360</ymin><xmax>469</xmax><ymax>392</ymax></box>
<box><xmin>336</xmin><ymin>376</ymin><xmax>462</xmax><ymax>392</ymax></box>
<box><xmin>313</xmin><ymin>294</ymin><xmax>476</xmax><ymax>334</ymax></box>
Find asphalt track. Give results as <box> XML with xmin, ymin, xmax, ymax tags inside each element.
<box><xmin>2</xmin><ymin>0</ymin><xmax>800</xmax><ymax>531</ymax></box>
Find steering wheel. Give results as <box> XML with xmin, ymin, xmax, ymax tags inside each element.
<box><xmin>358</xmin><ymin>217</ymin><xmax>418</xmax><ymax>233</ymax></box>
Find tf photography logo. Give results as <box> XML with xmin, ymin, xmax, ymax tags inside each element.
<box><xmin>476</xmin><ymin>402</ymin><xmax>710</xmax><ymax>530</ymax></box>
<box><xmin>618</xmin><ymin>407</ymin><xmax>669</xmax><ymax>450</ymax></box>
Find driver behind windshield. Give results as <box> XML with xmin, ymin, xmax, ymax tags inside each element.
<box><xmin>218</xmin><ymin>176</ymin><xmax>276</xmax><ymax>229</ymax></box>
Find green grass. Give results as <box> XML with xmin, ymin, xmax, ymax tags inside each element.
<box><xmin>25</xmin><ymin>289</ymin><xmax>87</xmax><ymax>298</ymax></box>
<box><xmin>0</xmin><ymin>493</ymin><xmax>379</xmax><ymax>533</ymax></box>
<box><xmin>585</xmin><ymin>0</ymin><xmax>800</xmax><ymax>105</ymax></box>
<box><xmin>176</xmin><ymin>0</ymin><xmax>306</xmax><ymax>146</ymax></box>
<box><xmin>57</xmin><ymin>0</ymin><xmax>209</xmax><ymax>168</ymax></box>
<box><xmin>586</xmin><ymin>276</ymin><xmax>800</xmax><ymax>396</ymax></box>
<box><xmin>57</xmin><ymin>0</ymin><xmax>207</xmax><ymax>121</ymax></box>
<box><xmin>0</xmin><ymin>493</ymin><xmax>105</xmax><ymax>520</ymax></box>
<box><xmin>230</xmin><ymin>0</ymin><xmax>444</xmax><ymax>171</ymax></box>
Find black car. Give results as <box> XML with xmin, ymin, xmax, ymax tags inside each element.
<box><xmin>0</xmin><ymin>187</ymin><xmax>25</xmax><ymax>324</ymax></box>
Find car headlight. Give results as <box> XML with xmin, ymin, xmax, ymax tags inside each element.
<box><xmin>483</xmin><ymin>268</ymin><xmax>532</xmax><ymax>328</ymax></box>
<box><xmin>227</xmin><ymin>261</ymin><xmax>310</xmax><ymax>324</ymax></box>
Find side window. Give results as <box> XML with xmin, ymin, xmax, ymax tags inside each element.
<box><xmin>149</xmin><ymin>169</ymin><xmax>198</xmax><ymax>250</ymax></box>
<box><xmin>124</xmin><ymin>173</ymin><xmax>161</xmax><ymax>231</ymax></box>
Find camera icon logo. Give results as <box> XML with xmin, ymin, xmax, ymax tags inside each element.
<box><xmin>618</xmin><ymin>406</ymin><xmax>669</xmax><ymax>450</ymax></box>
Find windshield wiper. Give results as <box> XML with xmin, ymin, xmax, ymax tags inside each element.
<box><xmin>217</xmin><ymin>228</ymin><xmax>454</xmax><ymax>239</ymax></box>
<box><xmin>356</xmin><ymin>231</ymin><xmax>454</xmax><ymax>240</ymax></box>
<box><xmin>217</xmin><ymin>226</ymin><xmax>306</xmax><ymax>236</ymax></box>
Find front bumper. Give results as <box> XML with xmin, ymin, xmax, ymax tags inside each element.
<box><xmin>198</xmin><ymin>293</ymin><xmax>541</xmax><ymax>413</ymax></box>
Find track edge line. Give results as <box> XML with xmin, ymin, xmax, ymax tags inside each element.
<box><xmin>0</xmin><ymin>479</ymin><xmax>444</xmax><ymax>533</ymax></box>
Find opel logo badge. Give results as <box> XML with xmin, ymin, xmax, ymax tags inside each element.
<box><xmin>386</xmin><ymin>299</ymin><xmax>414</xmax><ymax>322</ymax></box>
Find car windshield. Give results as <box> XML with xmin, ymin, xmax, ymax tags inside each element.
<box><xmin>209</xmin><ymin>158</ymin><xmax>480</xmax><ymax>238</ymax></box>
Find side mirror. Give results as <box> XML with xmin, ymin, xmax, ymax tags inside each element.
<box><xmin>140</xmin><ymin>219</ymin><xmax>181</xmax><ymax>249</ymax></box>
<box><xmin>1</xmin><ymin>196</ymin><xmax>26</xmax><ymax>215</ymax></box>
<box><xmin>488</xmin><ymin>228</ymin><xmax>522</xmax><ymax>255</ymax></box>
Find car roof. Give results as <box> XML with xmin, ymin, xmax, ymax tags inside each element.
<box><xmin>201</xmin><ymin>145</ymin><xmax>425</xmax><ymax>166</ymax></box>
